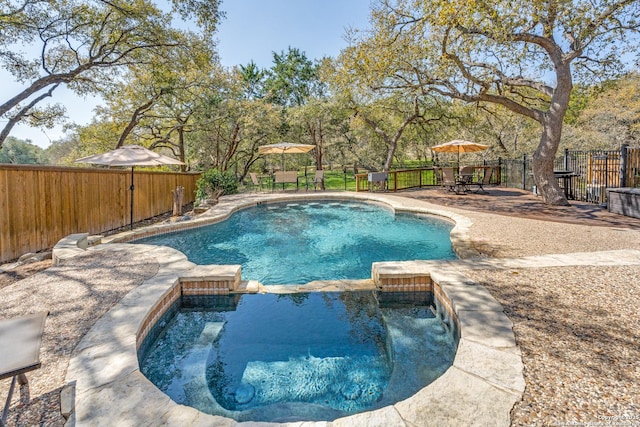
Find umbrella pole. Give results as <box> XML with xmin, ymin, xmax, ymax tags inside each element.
<box><xmin>130</xmin><ymin>167</ymin><xmax>134</xmax><ymax>230</ymax></box>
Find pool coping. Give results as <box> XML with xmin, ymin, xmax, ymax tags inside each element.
<box><xmin>60</xmin><ymin>192</ymin><xmax>524</xmax><ymax>426</ymax></box>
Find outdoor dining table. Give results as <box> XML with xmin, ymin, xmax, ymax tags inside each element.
<box><xmin>554</xmin><ymin>170</ymin><xmax>578</xmax><ymax>199</ymax></box>
<box><xmin>0</xmin><ymin>311</ymin><xmax>48</xmax><ymax>427</ymax></box>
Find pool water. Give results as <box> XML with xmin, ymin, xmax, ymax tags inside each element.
<box><xmin>139</xmin><ymin>292</ymin><xmax>458</xmax><ymax>423</ymax></box>
<box><xmin>135</xmin><ymin>201</ymin><xmax>455</xmax><ymax>284</ymax></box>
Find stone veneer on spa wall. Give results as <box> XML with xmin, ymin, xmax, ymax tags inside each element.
<box><xmin>135</xmin><ymin>263</ymin><xmax>461</xmax><ymax>357</ymax></box>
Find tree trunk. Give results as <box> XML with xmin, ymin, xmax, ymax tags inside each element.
<box><xmin>532</xmin><ymin>63</ymin><xmax>572</xmax><ymax>206</ymax></box>
<box><xmin>316</xmin><ymin>119</ymin><xmax>325</xmax><ymax>189</ymax></box>
<box><xmin>178</xmin><ymin>126</ymin><xmax>186</xmax><ymax>172</ymax></box>
<box><xmin>532</xmin><ymin>123</ymin><xmax>568</xmax><ymax>206</ymax></box>
<box><xmin>220</xmin><ymin>122</ymin><xmax>241</xmax><ymax>173</ymax></box>
<box><xmin>172</xmin><ymin>186</ymin><xmax>184</xmax><ymax>216</ymax></box>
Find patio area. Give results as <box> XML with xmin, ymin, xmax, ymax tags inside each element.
<box><xmin>1</xmin><ymin>188</ymin><xmax>639</xmax><ymax>426</ymax></box>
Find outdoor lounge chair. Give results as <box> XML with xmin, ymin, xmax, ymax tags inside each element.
<box><xmin>1</xmin><ymin>311</ymin><xmax>48</xmax><ymax>427</ymax></box>
<box><xmin>459</xmin><ymin>166</ymin><xmax>475</xmax><ymax>185</ymax></box>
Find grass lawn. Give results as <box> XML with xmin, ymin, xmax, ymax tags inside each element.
<box><xmin>241</xmin><ymin>169</ymin><xmax>359</xmax><ymax>192</ymax></box>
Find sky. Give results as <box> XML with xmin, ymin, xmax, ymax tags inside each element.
<box><xmin>2</xmin><ymin>0</ymin><xmax>372</xmax><ymax>148</ymax></box>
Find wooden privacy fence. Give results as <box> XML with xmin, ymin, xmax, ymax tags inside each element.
<box><xmin>0</xmin><ymin>165</ymin><xmax>200</xmax><ymax>263</ymax></box>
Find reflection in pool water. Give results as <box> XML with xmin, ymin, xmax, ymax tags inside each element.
<box><xmin>135</xmin><ymin>201</ymin><xmax>455</xmax><ymax>284</ymax></box>
<box><xmin>139</xmin><ymin>292</ymin><xmax>458</xmax><ymax>423</ymax></box>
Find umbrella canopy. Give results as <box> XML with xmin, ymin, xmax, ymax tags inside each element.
<box><xmin>258</xmin><ymin>142</ymin><xmax>315</xmax><ymax>171</ymax></box>
<box><xmin>258</xmin><ymin>142</ymin><xmax>316</xmax><ymax>155</ymax></box>
<box><xmin>75</xmin><ymin>144</ymin><xmax>184</xmax><ymax>167</ymax></box>
<box><xmin>75</xmin><ymin>145</ymin><xmax>184</xmax><ymax>230</ymax></box>
<box><xmin>431</xmin><ymin>140</ymin><xmax>489</xmax><ymax>169</ymax></box>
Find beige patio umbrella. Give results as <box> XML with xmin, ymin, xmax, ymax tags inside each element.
<box><xmin>75</xmin><ymin>145</ymin><xmax>184</xmax><ymax>230</ymax></box>
<box><xmin>258</xmin><ymin>142</ymin><xmax>315</xmax><ymax>171</ymax></box>
<box><xmin>431</xmin><ymin>139</ymin><xmax>489</xmax><ymax>169</ymax></box>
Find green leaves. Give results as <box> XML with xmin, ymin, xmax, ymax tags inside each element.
<box><xmin>195</xmin><ymin>168</ymin><xmax>238</xmax><ymax>201</ymax></box>
<box><xmin>263</xmin><ymin>47</ymin><xmax>323</xmax><ymax>107</ymax></box>
<box><xmin>169</xmin><ymin>0</ymin><xmax>224</xmax><ymax>36</ymax></box>
<box><xmin>0</xmin><ymin>136</ymin><xmax>47</xmax><ymax>164</ymax></box>
<box><xmin>0</xmin><ymin>0</ymin><xmax>222</xmax><ymax>148</ymax></box>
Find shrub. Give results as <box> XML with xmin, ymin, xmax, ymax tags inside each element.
<box><xmin>196</xmin><ymin>169</ymin><xmax>238</xmax><ymax>203</ymax></box>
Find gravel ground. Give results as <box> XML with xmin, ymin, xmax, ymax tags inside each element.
<box><xmin>467</xmin><ymin>266</ymin><xmax>640</xmax><ymax>426</ymax></box>
<box><xmin>0</xmin><ymin>249</ymin><xmax>158</xmax><ymax>427</ymax></box>
<box><xmin>1</xmin><ymin>191</ymin><xmax>639</xmax><ymax>426</ymax></box>
<box><xmin>417</xmin><ymin>191</ymin><xmax>640</xmax><ymax>426</ymax></box>
<box><xmin>0</xmin><ymin>260</ymin><xmax>53</xmax><ymax>291</ymax></box>
<box><xmin>455</xmin><ymin>209</ymin><xmax>640</xmax><ymax>258</ymax></box>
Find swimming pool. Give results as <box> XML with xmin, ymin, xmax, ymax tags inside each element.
<box><xmin>135</xmin><ymin>201</ymin><xmax>455</xmax><ymax>284</ymax></box>
<box><xmin>139</xmin><ymin>291</ymin><xmax>458</xmax><ymax>423</ymax></box>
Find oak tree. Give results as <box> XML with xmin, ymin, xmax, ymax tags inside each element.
<box><xmin>345</xmin><ymin>0</ymin><xmax>640</xmax><ymax>204</ymax></box>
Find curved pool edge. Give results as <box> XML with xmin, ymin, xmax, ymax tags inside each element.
<box><xmin>101</xmin><ymin>192</ymin><xmax>481</xmax><ymax>260</ymax></box>
<box><xmin>59</xmin><ymin>193</ymin><xmax>524</xmax><ymax>426</ymax></box>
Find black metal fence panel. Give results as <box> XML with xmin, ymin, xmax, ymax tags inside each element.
<box><xmin>493</xmin><ymin>145</ymin><xmax>640</xmax><ymax>204</ymax></box>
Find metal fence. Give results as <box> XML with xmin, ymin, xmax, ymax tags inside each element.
<box><xmin>494</xmin><ymin>144</ymin><xmax>640</xmax><ymax>204</ymax></box>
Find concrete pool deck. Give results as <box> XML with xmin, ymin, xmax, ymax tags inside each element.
<box><xmin>51</xmin><ymin>193</ymin><xmax>640</xmax><ymax>426</ymax></box>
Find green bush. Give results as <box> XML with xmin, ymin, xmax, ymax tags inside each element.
<box><xmin>196</xmin><ymin>169</ymin><xmax>238</xmax><ymax>202</ymax></box>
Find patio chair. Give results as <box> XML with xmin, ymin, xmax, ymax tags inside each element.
<box><xmin>1</xmin><ymin>311</ymin><xmax>48</xmax><ymax>427</ymax></box>
<box><xmin>441</xmin><ymin>167</ymin><xmax>464</xmax><ymax>194</ymax></box>
<box><xmin>469</xmin><ymin>167</ymin><xmax>494</xmax><ymax>194</ymax></box>
<box><xmin>367</xmin><ymin>172</ymin><xmax>388</xmax><ymax>192</ymax></box>
<box><xmin>459</xmin><ymin>166</ymin><xmax>475</xmax><ymax>185</ymax></box>
<box><xmin>310</xmin><ymin>170</ymin><xmax>324</xmax><ymax>191</ymax></box>
<box><xmin>248</xmin><ymin>173</ymin><xmax>267</xmax><ymax>192</ymax></box>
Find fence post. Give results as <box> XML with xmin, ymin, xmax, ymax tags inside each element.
<box><xmin>563</xmin><ymin>148</ymin><xmax>569</xmax><ymax>171</ymax></box>
<box><xmin>522</xmin><ymin>154</ymin><xmax>527</xmax><ymax>190</ymax></box>
<box><xmin>620</xmin><ymin>143</ymin><xmax>629</xmax><ymax>187</ymax></box>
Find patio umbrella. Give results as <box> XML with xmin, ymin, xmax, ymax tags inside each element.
<box><xmin>75</xmin><ymin>145</ymin><xmax>184</xmax><ymax>230</ymax></box>
<box><xmin>258</xmin><ymin>142</ymin><xmax>315</xmax><ymax>171</ymax></box>
<box><xmin>431</xmin><ymin>139</ymin><xmax>489</xmax><ymax>169</ymax></box>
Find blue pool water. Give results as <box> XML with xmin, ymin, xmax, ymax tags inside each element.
<box><xmin>135</xmin><ymin>201</ymin><xmax>455</xmax><ymax>284</ymax></box>
<box><xmin>139</xmin><ymin>292</ymin><xmax>458</xmax><ymax>423</ymax></box>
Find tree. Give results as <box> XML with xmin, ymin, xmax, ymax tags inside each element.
<box><xmin>44</xmin><ymin>135</ymin><xmax>80</xmax><ymax>165</ymax></box>
<box><xmin>185</xmin><ymin>68</ymin><xmax>282</xmax><ymax>179</ymax></box>
<box><xmin>90</xmin><ymin>33</ymin><xmax>219</xmax><ymax>169</ymax></box>
<box><xmin>567</xmin><ymin>73</ymin><xmax>640</xmax><ymax>149</ymax></box>
<box><xmin>263</xmin><ymin>47</ymin><xmax>322</xmax><ymax>107</ymax></box>
<box><xmin>263</xmin><ymin>48</ymin><xmax>331</xmax><ymax>169</ymax></box>
<box><xmin>0</xmin><ymin>136</ymin><xmax>47</xmax><ymax>164</ymax></box>
<box><xmin>0</xmin><ymin>0</ymin><xmax>221</xmax><ymax>148</ymax></box>
<box><xmin>345</xmin><ymin>0</ymin><xmax>640</xmax><ymax>205</ymax></box>
<box><xmin>238</xmin><ymin>61</ymin><xmax>266</xmax><ymax>100</ymax></box>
